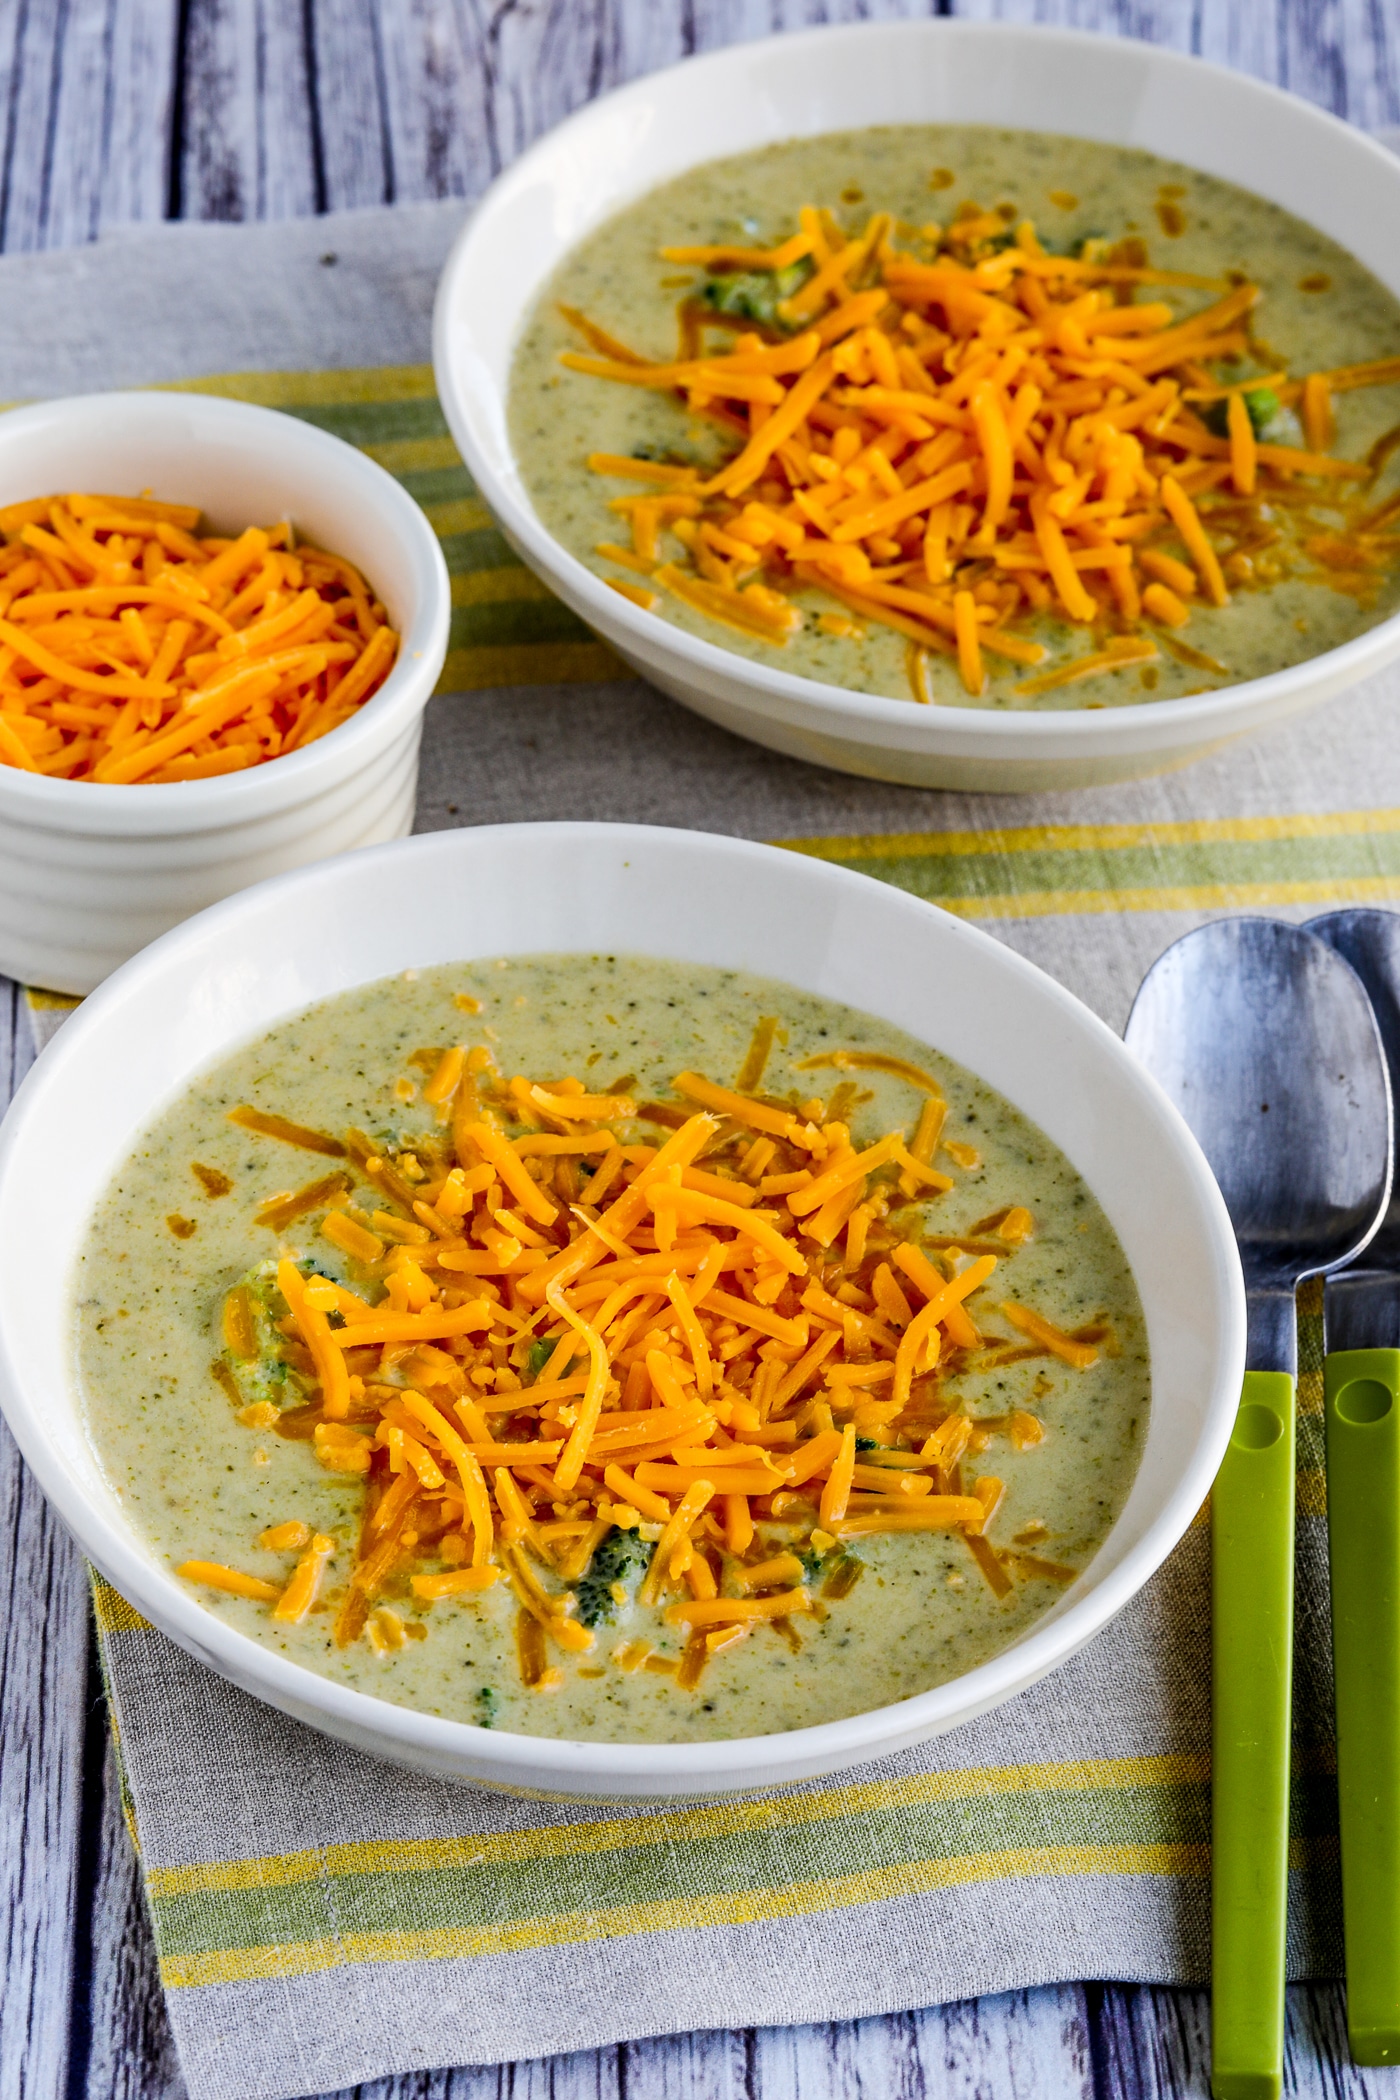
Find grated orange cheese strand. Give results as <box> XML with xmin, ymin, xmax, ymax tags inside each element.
<box><xmin>1030</xmin><ymin>495</ymin><xmax>1098</xmax><ymax>623</ymax></box>
<box><xmin>319</xmin><ymin>1302</ymin><xmax>493</xmax><ymax>1347</ymax></box>
<box><xmin>953</xmin><ymin>590</ymin><xmax>985</xmax><ymax>697</ymax></box>
<box><xmin>423</xmin><ymin>1046</ymin><xmax>466</xmax><ymax>1106</ymax></box>
<box><xmin>969</xmin><ymin>383</ymin><xmax>1014</xmax><ymax>545</ymax></box>
<box><xmin>672</xmin><ymin>1070</ymin><xmax>817</xmax><ymax>1145</ymax></box>
<box><xmin>828</xmin><ymin>461</ymin><xmax>974</xmax><ymax>545</ymax></box>
<box><xmin>891</xmin><ymin>1253</ymin><xmax>998</xmax><ymax>1409</ymax></box>
<box><xmin>604</xmin><ymin>1465</ymin><xmax>674</xmax><ymax>1522</ymax></box>
<box><xmin>1001</xmin><ymin>1300</ymin><xmax>1100</xmax><ymax>1368</ymax></box>
<box><xmin>819</xmin><ymin>1424</ymin><xmax>858</xmax><ymax>1527</ymax></box>
<box><xmin>460</xmin><ymin>1122</ymin><xmax>559</xmax><ymax>1226</ymax></box>
<box><xmin>401</xmin><ymin>1391</ymin><xmax>495</xmax><ymax>1564</ymax></box>
<box><xmin>704</xmin><ymin>351</ymin><xmax>837</xmax><ymax>497</ymax></box>
<box><xmin>1160</xmin><ymin>476</ymin><xmax>1229</xmax><ymax>606</ymax></box>
<box><xmin>640</xmin><ymin>1481</ymin><xmax>715</xmax><ymax>1606</ymax></box>
<box><xmin>788</xmin><ymin>1131</ymin><xmax>902</xmax><ymax>1217</ymax></box>
<box><xmin>518</xmin><ymin>1113</ymin><xmax>718</xmax><ymax>1305</ymax></box>
<box><xmin>178</xmin><ymin>1560</ymin><xmax>279</xmax><ymax>1603</ymax></box>
<box><xmin>411</xmin><ymin>1568</ymin><xmax>502</xmax><ymax>1599</ymax></box>
<box><xmin>666</xmin><ymin>1589</ymin><xmax>813</xmax><ymax>1625</ymax></box>
<box><xmin>793</xmin><ymin>1049</ymin><xmax>944</xmax><ymax>1093</ymax></box>
<box><xmin>272</xmin><ymin>1534</ymin><xmax>335</xmax><ymax>1623</ymax></box>
<box><xmin>1014</xmin><ymin>637</ymin><xmax>1158</xmax><ymax>698</ymax></box>
<box><xmin>493</xmin><ymin>1467</ymin><xmax>554</xmax><ymax>1558</ymax></box>
<box><xmin>657</xmin><ymin>1187</ymin><xmax>808</xmax><ymax>1274</ymax></box>
<box><xmin>548</xmin><ymin>1285</ymin><xmax>611</xmax><ymax>1493</ymax></box>
<box><xmin>659</xmin><ymin>231</ymin><xmax>815</xmax><ymax>271</ymax></box>
<box><xmin>666</xmin><ymin>1272</ymin><xmax>714</xmax><ymax>1401</ymax></box>
<box><xmin>831</xmin><ymin>1500</ymin><xmax>986</xmax><ymax>1537</ymax></box>
<box><xmin>277</xmin><ymin>1258</ymin><xmax>351</xmax><ymax>1420</ymax></box>
<box><xmin>1301</xmin><ymin>373</ymin><xmax>1335</xmax><ymax>453</ymax></box>
<box><xmin>1226</xmin><ymin>391</ymin><xmax>1257</xmax><ymax>496</ymax></box>
<box><xmin>724</xmin><ymin>1492</ymin><xmax>755</xmax><ymax>1554</ymax></box>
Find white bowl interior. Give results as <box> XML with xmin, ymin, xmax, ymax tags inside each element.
<box><xmin>0</xmin><ymin>391</ymin><xmax>443</xmax><ymax>677</ymax></box>
<box><xmin>0</xmin><ymin>825</ymin><xmax>1243</xmax><ymax>1789</ymax></box>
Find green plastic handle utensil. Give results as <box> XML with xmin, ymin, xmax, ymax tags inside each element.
<box><xmin>1324</xmin><ymin>1346</ymin><xmax>1400</xmax><ymax>2066</ymax></box>
<box><xmin>1212</xmin><ymin>1371</ymin><xmax>1296</xmax><ymax>2100</ymax></box>
<box><xmin>1126</xmin><ymin>917</ymin><xmax>1391</xmax><ymax>2099</ymax></box>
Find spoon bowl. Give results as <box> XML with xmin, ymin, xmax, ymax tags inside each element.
<box><xmin>1309</xmin><ymin>908</ymin><xmax>1400</xmax><ymax>1275</ymax></box>
<box><xmin>1126</xmin><ymin>917</ymin><xmax>1391</xmax><ymax>1361</ymax></box>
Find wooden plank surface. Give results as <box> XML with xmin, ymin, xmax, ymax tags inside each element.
<box><xmin>0</xmin><ymin>2</ymin><xmax>1396</xmax><ymax>2095</ymax></box>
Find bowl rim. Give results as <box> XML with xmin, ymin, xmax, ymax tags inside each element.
<box><xmin>0</xmin><ymin>389</ymin><xmax>451</xmax><ymax>817</ymax></box>
<box><xmin>432</xmin><ymin>15</ymin><xmax>1400</xmax><ymax>750</ymax></box>
<box><xmin>0</xmin><ymin>819</ymin><xmax>1245</xmax><ymax>1789</ymax></box>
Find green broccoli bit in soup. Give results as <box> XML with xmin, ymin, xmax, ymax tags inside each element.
<box><xmin>700</xmin><ymin>258</ymin><xmax>814</xmax><ymax>330</ymax></box>
<box><xmin>476</xmin><ymin>1686</ymin><xmax>498</xmax><ymax>1729</ymax></box>
<box><xmin>523</xmin><ymin>1337</ymin><xmax>558</xmax><ymax>1383</ymax></box>
<box><xmin>220</xmin><ymin>1262</ymin><xmax>299</xmax><ymax>1411</ymax></box>
<box><xmin>576</xmin><ymin>1527</ymin><xmax>655</xmax><ymax>1628</ymax></box>
<box><xmin>221</xmin><ymin>1258</ymin><xmax>344</xmax><ymax>1410</ymax></box>
<box><xmin>1202</xmin><ymin>387</ymin><xmax>1280</xmax><ymax>439</ymax></box>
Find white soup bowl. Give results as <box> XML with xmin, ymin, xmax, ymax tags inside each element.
<box><xmin>433</xmin><ymin>20</ymin><xmax>1400</xmax><ymax>793</ymax></box>
<box><xmin>0</xmin><ymin>823</ymin><xmax>1243</xmax><ymax>1798</ymax></box>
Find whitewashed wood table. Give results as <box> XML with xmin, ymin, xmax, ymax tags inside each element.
<box><xmin>3</xmin><ymin>3</ymin><xmax>1400</xmax><ymax>2095</ymax></box>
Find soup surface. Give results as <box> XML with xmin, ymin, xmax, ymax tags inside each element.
<box><xmin>75</xmin><ymin>956</ymin><xmax>1148</xmax><ymax>1743</ymax></box>
<box><xmin>510</xmin><ymin>126</ymin><xmax>1400</xmax><ymax>709</ymax></box>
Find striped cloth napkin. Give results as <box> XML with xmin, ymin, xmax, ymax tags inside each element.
<box><xmin>11</xmin><ymin>198</ymin><xmax>1400</xmax><ymax>2100</ymax></box>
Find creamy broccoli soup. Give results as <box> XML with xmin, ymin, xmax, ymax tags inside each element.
<box><xmin>509</xmin><ymin>126</ymin><xmax>1400</xmax><ymax>710</ymax></box>
<box><xmin>74</xmin><ymin>956</ymin><xmax>1148</xmax><ymax>1743</ymax></box>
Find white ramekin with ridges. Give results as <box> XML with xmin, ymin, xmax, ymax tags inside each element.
<box><xmin>0</xmin><ymin>390</ymin><xmax>450</xmax><ymax>992</ymax></box>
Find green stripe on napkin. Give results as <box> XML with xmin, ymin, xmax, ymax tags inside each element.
<box><xmin>781</xmin><ymin>813</ymin><xmax>1400</xmax><ymax>917</ymax></box>
<box><xmin>85</xmin><ymin>1550</ymin><xmax>1344</xmax><ymax>1998</ymax></box>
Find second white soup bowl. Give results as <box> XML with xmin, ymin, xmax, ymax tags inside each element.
<box><xmin>0</xmin><ymin>823</ymin><xmax>1243</xmax><ymax>1798</ymax></box>
<box><xmin>433</xmin><ymin>19</ymin><xmax>1400</xmax><ymax>792</ymax></box>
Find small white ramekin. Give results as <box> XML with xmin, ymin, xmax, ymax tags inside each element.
<box><xmin>0</xmin><ymin>823</ymin><xmax>1244</xmax><ymax>1799</ymax></box>
<box><xmin>434</xmin><ymin>20</ymin><xmax>1400</xmax><ymax>793</ymax></box>
<box><xmin>0</xmin><ymin>392</ymin><xmax>450</xmax><ymax>993</ymax></box>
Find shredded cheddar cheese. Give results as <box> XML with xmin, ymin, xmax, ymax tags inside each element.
<box><xmin>0</xmin><ymin>494</ymin><xmax>398</xmax><ymax>782</ymax></box>
<box><xmin>195</xmin><ymin>1016</ymin><xmax>1108</xmax><ymax>1689</ymax></box>
<box><xmin>561</xmin><ymin>205</ymin><xmax>1400</xmax><ymax>700</ymax></box>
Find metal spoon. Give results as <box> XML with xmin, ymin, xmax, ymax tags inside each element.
<box><xmin>1125</xmin><ymin>917</ymin><xmax>1391</xmax><ymax>2100</ymax></box>
<box><xmin>1307</xmin><ymin>908</ymin><xmax>1400</xmax><ymax>2065</ymax></box>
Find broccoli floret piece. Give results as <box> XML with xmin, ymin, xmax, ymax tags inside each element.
<box><xmin>855</xmin><ymin>1436</ymin><xmax>881</xmax><ymax>1451</ymax></box>
<box><xmin>219</xmin><ymin>1257</ymin><xmax>349</xmax><ymax>1409</ymax></box>
<box><xmin>576</xmin><ymin>1527</ymin><xmax>655</xmax><ymax>1628</ymax></box>
<box><xmin>700</xmin><ymin>259</ymin><xmax>814</xmax><ymax>331</ymax></box>
<box><xmin>476</xmin><ymin>1686</ymin><xmax>498</xmax><ymax>1730</ymax></box>
<box><xmin>1201</xmin><ymin>387</ymin><xmax>1280</xmax><ymax>439</ymax></box>
<box><xmin>522</xmin><ymin>1338</ymin><xmax>557</xmax><ymax>1384</ymax></box>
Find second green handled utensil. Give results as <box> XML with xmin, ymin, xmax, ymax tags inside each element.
<box><xmin>1309</xmin><ymin>909</ymin><xmax>1400</xmax><ymax>2065</ymax></box>
<box><xmin>1322</xmin><ymin>1344</ymin><xmax>1400</xmax><ymax>2064</ymax></box>
<box><xmin>1126</xmin><ymin>918</ymin><xmax>1391</xmax><ymax>2100</ymax></box>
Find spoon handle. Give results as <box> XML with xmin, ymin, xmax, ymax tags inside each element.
<box><xmin>1325</xmin><ymin>1346</ymin><xmax>1400</xmax><ymax>2066</ymax></box>
<box><xmin>1213</xmin><ymin>1371</ymin><xmax>1295</xmax><ymax>2100</ymax></box>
